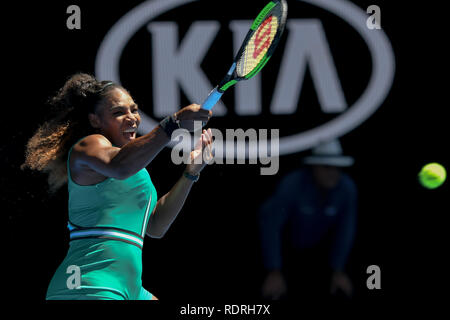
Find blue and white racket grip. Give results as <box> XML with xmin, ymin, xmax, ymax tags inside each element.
<box><xmin>201</xmin><ymin>86</ymin><xmax>224</xmax><ymax>110</ymax></box>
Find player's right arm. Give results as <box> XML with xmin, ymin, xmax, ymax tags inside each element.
<box><xmin>71</xmin><ymin>126</ymin><xmax>168</xmax><ymax>181</ymax></box>
<box><xmin>71</xmin><ymin>104</ymin><xmax>211</xmax><ymax>181</ymax></box>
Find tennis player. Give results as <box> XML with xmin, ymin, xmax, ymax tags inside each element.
<box><xmin>21</xmin><ymin>73</ymin><xmax>213</xmax><ymax>300</ymax></box>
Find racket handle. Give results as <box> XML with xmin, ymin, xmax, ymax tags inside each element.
<box><xmin>201</xmin><ymin>86</ymin><xmax>223</xmax><ymax>110</ymax></box>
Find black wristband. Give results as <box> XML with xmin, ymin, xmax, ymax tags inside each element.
<box><xmin>159</xmin><ymin>114</ymin><xmax>180</xmax><ymax>138</ymax></box>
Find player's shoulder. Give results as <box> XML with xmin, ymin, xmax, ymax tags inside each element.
<box><xmin>71</xmin><ymin>135</ymin><xmax>114</xmax><ymax>161</ymax></box>
<box><xmin>75</xmin><ymin>134</ymin><xmax>112</xmax><ymax>150</ymax></box>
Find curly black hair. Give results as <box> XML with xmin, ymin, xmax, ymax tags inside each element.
<box><xmin>21</xmin><ymin>73</ymin><xmax>125</xmax><ymax>193</ymax></box>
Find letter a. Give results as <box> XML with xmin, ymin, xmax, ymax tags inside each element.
<box><xmin>366</xmin><ymin>265</ymin><xmax>381</xmax><ymax>289</ymax></box>
<box><xmin>366</xmin><ymin>5</ymin><xmax>381</xmax><ymax>30</ymax></box>
<box><xmin>66</xmin><ymin>5</ymin><xmax>81</xmax><ymax>30</ymax></box>
<box><xmin>66</xmin><ymin>265</ymin><xmax>81</xmax><ymax>289</ymax></box>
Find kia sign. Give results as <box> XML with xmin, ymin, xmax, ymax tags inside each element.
<box><xmin>95</xmin><ymin>0</ymin><xmax>395</xmax><ymax>156</ymax></box>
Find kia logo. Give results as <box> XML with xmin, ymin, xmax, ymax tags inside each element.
<box><xmin>95</xmin><ymin>0</ymin><xmax>395</xmax><ymax>156</ymax></box>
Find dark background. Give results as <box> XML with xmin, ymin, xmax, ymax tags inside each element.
<box><xmin>3</xmin><ymin>0</ymin><xmax>449</xmax><ymax>314</ymax></box>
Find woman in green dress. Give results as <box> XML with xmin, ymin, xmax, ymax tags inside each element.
<box><xmin>22</xmin><ymin>73</ymin><xmax>213</xmax><ymax>300</ymax></box>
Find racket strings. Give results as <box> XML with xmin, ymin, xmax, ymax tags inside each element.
<box><xmin>236</xmin><ymin>13</ymin><xmax>279</xmax><ymax>77</ymax></box>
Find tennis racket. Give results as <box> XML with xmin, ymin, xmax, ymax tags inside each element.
<box><xmin>201</xmin><ymin>0</ymin><xmax>288</xmax><ymax>110</ymax></box>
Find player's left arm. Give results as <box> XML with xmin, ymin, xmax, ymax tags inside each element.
<box><xmin>146</xmin><ymin>129</ymin><xmax>213</xmax><ymax>238</ymax></box>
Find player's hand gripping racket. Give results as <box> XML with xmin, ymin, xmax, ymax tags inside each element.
<box><xmin>201</xmin><ymin>0</ymin><xmax>288</xmax><ymax>110</ymax></box>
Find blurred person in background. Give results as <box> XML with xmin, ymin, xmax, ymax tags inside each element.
<box><xmin>258</xmin><ymin>139</ymin><xmax>357</xmax><ymax>301</ymax></box>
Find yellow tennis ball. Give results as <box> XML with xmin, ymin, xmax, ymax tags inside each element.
<box><xmin>418</xmin><ymin>163</ymin><xmax>446</xmax><ymax>189</ymax></box>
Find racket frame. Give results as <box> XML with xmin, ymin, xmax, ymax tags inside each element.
<box><xmin>202</xmin><ymin>0</ymin><xmax>287</xmax><ymax>110</ymax></box>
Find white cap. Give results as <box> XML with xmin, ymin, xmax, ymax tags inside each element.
<box><xmin>302</xmin><ymin>139</ymin><xmax>354</xmax><ymax>167</ymax></box>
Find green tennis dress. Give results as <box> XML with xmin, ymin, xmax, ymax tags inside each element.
<box><xmin>46</xmin><ymin>141</ymin><xmax>157</xmax><ymax>300</ymax></box>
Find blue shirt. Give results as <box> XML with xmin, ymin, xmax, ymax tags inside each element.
<box><xmin>259</xmin><ymin>168</ymin><xmax>357</xmax><ymax>271</ymax></box>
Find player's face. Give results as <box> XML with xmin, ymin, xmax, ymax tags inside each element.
<box><xmin>94</xmin><ymin>88</ymin><xmax>141</xmax><ymax>147</ymax></box>
<box><xmin>312</xmin><ymin>165</ymin><xmax>341</xmax><ymax>189</ymax></box>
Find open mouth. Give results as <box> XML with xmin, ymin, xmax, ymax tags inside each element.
<box><xmin>123</xmin><ymin>128</ymin><xmax>137</xmax><ymax>139</ymax></box>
